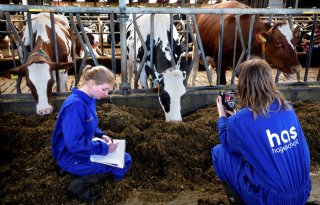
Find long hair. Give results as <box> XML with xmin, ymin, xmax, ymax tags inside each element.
<box><xmin>78</xmin><ymin>65</ymin><xmax>115</xmax><ymax>88</ymax></box>
<box><xmin>237</xmin><ymin>57</ymin><xmax>289</xmax><ymax>118</ymax></box>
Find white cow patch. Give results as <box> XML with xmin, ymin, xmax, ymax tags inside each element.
<box><xmin>28</xmin><ymin>63</ymin><xmax>52</xmax><ymax>115</ymax></box>
<box><xmin>277</xmin><ymin>24</ymin><xmax>294</xmax><ymax>49</ymax></box>
<box><xmin>23</xmin><ymin>13</ymin><xmax>71</xmax><ymax>60</ymax></box>
<box><xmin>126</xmin><ymin>14</ymin><xmax>180</xmax><ymax>88</ymax></box>
<box><xmin>161</xmin><ymin>69</ymin><xmax>186</xmax><ymax>122</ymax></box>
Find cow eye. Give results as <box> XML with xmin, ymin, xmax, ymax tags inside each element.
<box><xmin>275</xmin><ymin>42</ymin><xmax>282</xmax><ymax>47</ymax></box>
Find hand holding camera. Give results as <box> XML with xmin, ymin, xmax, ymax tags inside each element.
<box><xmin>217</xmin><ymin>91</ymin><xmax>236</xmax><ymax>117</ymax></box>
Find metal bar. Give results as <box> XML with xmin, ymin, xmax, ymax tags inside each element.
<box><xmin>7</xmin><ymin>26</ymin><xmax>16</xmax><ymax>68</ymax></box>
<box><xmin>246</xmin><ymin>15</ymin><xmax>255</xmax><ymax>59</ymax></box>
<box><xmin>76</xmin><ymin>13</ymin><xmax>99</xmax><ymax>66</ymax></box>
<box><xmin>119</xmin><ymin>15</ymin><xmax>129</xmax><ymax>92</ymax></box>
<box><xmin>119</xmin><ymin>0</ymin><xmax>129</xmax><ymax>93</ymax></box>
<box><xmin>304</xmin><ymin>14</ymin><xmax>318</xmax><ymax>82</ymax></box>
<box><xmin>70</xmin><ymin>24</ymin><xmax>78</xmax><ymax>87</ymax></box>
<box><xmin>26</xmin><ymin>13</ymin><xmax>33</xmax><ymax>51</ymax></box>
<box><xmin>69</xmin><ymin>13</ymin><xmax>88</xmax><ymax>80</ymax></box>
<box><xmin>186</xmin><ymin>15</ymin><xmax>199</xmax><ymax>85</ymax></box>
<box><xmin>110</xmin><ymin>14</ymin><xmax>117</xmax><ymax>79</ymax></box>
<box><xmin>133</xmin><ymin>14</ymin><xmax>148</xmax><ymax>89</ymax></box>
<box><xmin>4</xmin><ymin>12</ymin><xmax>27</xmax><ymax>63</ymax></box>
<box><xmin>231</xmin><ymin>15</ymin><xmax>247</xmax><ymax>85</ymax></box>
<box><xmin>98</xmin><ymin>18</ymin><xmax>104</xmax><ymax>56</ymax></box>
<box><xmin>231</xmin><ymin>15</ymin><xmax>238</xmax><ymax>85</ymax></box>
<box><xmin>0</xmin><ymin>5</ymin><xmax>319</xmax><ymax>15</ymax></box>
<box><xmin>169</xmin><ymin>14</ymin><xmax>176</xmax><ymax>68</ymax></box>
<box><xmin>50</xmin><ymin>13</ymin><xmax>61</xmax><ymax>93</ymax></box>
<box><xmin>191</xmin><ymin>15</ymin><xmax>212</xmax><ymax>85</ymax></box>
<box><xmin>150</xmin><ymin>14</ymin><xmax>154</xmax><ymax>71</ymax></box>
<box><xmin>170</xmin><ymin>14</ymin><xmax>173</xmax><ymax>54</ymax></box>
<box><xmin>5</xmin><ymin>12</ymin><xmax>24</xmax><ymax>94</ymax></box>
<box><xmin>216</xmin><ymin>15</ymin><xmax>224</xmax><ymax>85</ymax></box>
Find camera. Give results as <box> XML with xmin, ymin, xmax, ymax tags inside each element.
<box><xmin>219</xmin><ymin>91</ymin><xmax>236</xmax><ymax>114</ymax></box>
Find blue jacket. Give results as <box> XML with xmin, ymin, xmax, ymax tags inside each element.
<box><xmin>52</xmin><ymin>88</ymin><xmax>109</xmax><ymax>171</ymax></box>
<box><xmin>217</xmin><ymin>101</ymin><xmax>311</xmax><ymax>196</ymax></box>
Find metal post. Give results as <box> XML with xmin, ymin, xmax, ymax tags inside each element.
<box><xmin>26</xmin><ymin>13</ymin><xmax>33</xmax><ymax>51</ymax></box>
<box><xmin>231</xmin><ymin>15</ymin><xmax>247</xmax><ymax>85</ymax></box>
<box><xmin>119</xmin><ymin>0</ymin><xmax>130</xmax><ymax>94</ymax></box>
<box><xmin>216</xmin><ymin>15</ymin><xmax>224</xmax><ymax>85</ymax></box>
<box><xmin>110</xmin><ymin>14</ymin><xmax>117</xmax><ymax>79</ymax></box>
<box><xmin>150</xmin><ymin>14</ymin><xmax>154</xmax><ymax>71</ymax></box>
<box><xmin>247</xmin><ymin>15</ymin><xmax>255</xmax><ymax>59</ymax></box>
<box><xmin>191</xmin><ymin>15</ymin><xmax>212</xmax><ymax>85</ymax></box>
<box><xmin>133</xmin><ymin>14</ymin><xmax>148</xmax><ymax>89</ymax></box>
<box><xmin>69</xmin><ymin>13</ymin><xmax>88</xmax><ymax>81</ymax></box>
<box><xmin>50</xmin><ymin>13</ymin><xmax>61</xmax><ymax>92</ymax></box>
<box><xmin>304</xmin><ymin>14</ymin><xmax>318</xmax><ymax>82</ymax></box>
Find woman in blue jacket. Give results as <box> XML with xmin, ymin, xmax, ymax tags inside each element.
<box><xmin>52</xmin><ymin>65</ymin><xmax>132</xmax><ymax>202</ymax></box>
<box><xmin>212</xmin><ymin>58</ymin><xmax>311</xmax><ymax>205</ymax></box>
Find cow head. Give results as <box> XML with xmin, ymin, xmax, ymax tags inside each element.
<box><xmin>2</xmin><ymin>60</ymin><xmax>73</xmax><ymax>115</ymax></box>
<box><xmin>84</xmin><ymin>26</ymin><xmax>100</xmax><ymax>48</ymax></box>
<box><xmin>257</xmin><ymin>23</ymin><xmax>302</xmax><ymax>76</ymax></box>
<box><xmin>145</xmin><ymin>59</ymin><xmax>188</xmax><ymax>122</ymax></box>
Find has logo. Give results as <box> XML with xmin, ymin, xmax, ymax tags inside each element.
<box><xmin>266</xmin><ymin>126</ymin><xmax>299</xmax><ymax>154</ymax></box>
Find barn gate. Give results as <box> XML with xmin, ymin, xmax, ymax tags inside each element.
<box><xmin>0</xmin><ymin>1</ymin><xmax>319</xmax><ymax>115</ymax></box>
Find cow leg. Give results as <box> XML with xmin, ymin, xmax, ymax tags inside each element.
<box><xmin>219</xmin><ymin>64</ymin><xmax>227</xmax><ymax>85</ymax></box>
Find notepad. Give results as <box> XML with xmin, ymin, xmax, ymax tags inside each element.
<box><xmin>90</xmin><ymin>138</ymin><xmax>126</xmax><ymax>169</ymax></box>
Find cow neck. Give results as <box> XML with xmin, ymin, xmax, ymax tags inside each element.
<box><xmin>27</xmin><ymin>49</ymin><xmax>51</xmax><ymax>63</ymax></box>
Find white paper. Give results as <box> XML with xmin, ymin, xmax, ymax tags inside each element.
<box><xmin>90</xmin><ymin>138</ymin><xmax>126</xmax><ymax>169</ymax></box>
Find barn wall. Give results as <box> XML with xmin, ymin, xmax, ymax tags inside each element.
<box><xmin>1</xmin><ymin>84</ymin><xmax>320</xmax><ymax>116</ymax></box>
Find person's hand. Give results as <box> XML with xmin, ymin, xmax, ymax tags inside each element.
<box><xmin>101</xmin><ymin>135</ymin><xmax>113</xmax><ymax>143</ymax></box>
<box><xmin>108</xmin><ymin>143</ymin><xmax>118</xmax><ymax>153</ymax></box>
<box><xmin>216</xmin><ymin>96</ymin><xmax>236</xmax><ymax>117</ymax></box>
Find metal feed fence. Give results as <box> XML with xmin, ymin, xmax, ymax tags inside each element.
<box><xmin>0</xmin><ymin>3</ymin><xmax>319</xmax><ymax>95</ymax></box>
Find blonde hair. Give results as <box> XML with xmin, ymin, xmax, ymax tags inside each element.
<box><xmin>78</xmin><ymin>65</ymin><xmax>115</xmax><ymax>88</ymax></box>
<box><xmin>237</xmin><ymin>57</ymin><xmax>289</xmax><ymax>118</ymax></box>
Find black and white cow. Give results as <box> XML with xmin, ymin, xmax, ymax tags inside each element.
<box><xmin>126</xmin><ymin>14</ymin><xmax>188</xmax><ymax>122</ymax></box>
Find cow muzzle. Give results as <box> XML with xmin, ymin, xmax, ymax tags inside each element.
<box><xmin>37</xmin><ymin>106</ymin><xmax>53</xmax><ymax>115</ymax></box>
<box><xmin>291</xmin><ymin>64</ymin><xmax>302</xmax><ymax>74</ymax></box>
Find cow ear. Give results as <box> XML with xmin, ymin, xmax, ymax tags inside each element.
<box><xmin>256</xmin><ymin>32</ymin><xmax>269</xmax><ymax>44</ymax></box>
<box><xmin>145</xmin><ymin>65</ymin><xmax>157</xmax><ymax>81</ymax></box>
<box><xmin>0</xmin><ymin>65</ymin><xmax>27</xmax><ymax>79</ymax></box>
<box><xmin>51</xmin><ymin>62</ymin><xmax>74</xmax><ymax>73</ymax></box>
<box><xmin>179</xmin><ymin>57</ymin><xmax>189</xmax><ymax>80</ymax></box>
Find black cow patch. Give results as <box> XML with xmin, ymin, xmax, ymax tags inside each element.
<box><xmin>159</xmin><ymin>80</ymin><xmax>171</xmax><ymax>113</ymax></box>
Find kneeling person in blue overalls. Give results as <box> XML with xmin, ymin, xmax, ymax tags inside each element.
<box><xmin>212</xmin><ymin>58</ymin><xmax>311</xmax><ymax>205</ymax></box>
<box><xmin>52</xmin><ymin>65</ymin><xmax>132</xmax><ymax>203</ymax></box>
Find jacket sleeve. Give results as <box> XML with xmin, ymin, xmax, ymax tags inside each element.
<box><xmin>217</xmin><ymin>116</ymin><xmax>243</xmax><ymax>154</ymax></box>
<box><xmin>61</xmin><ymin>102</ymin><xmax>108</xmax><ymax>157</ymax></box>
<box><xmin>94</xmin><ymin>127</ymin><xmax>105</xmax><ymax>138</ymax></box>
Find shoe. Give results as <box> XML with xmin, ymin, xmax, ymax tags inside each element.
<box><xmin>68</xmin><ymin>186</ymin><xmax>101</xmax><ymax>203</ymax></box>
<box><xmin>67</xmin><ymin>174</ymin><xmax>107</xmax><ymax>203</ymax></box>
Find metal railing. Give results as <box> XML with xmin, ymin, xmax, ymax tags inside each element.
<box><xmin>0</xmin><ymin>3</ymin><xmax>319</xmax><ymax>95</ymax></box>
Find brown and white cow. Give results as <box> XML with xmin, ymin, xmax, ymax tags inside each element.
<box><xmin>3</xmin><ymin>13</ymin><xmax>74</xmax><ymax>115</ymax></box>
<box><xmin>195</xmin><ymin>1</ymin><xmax>302</xmax><ymax>84</ymax></box>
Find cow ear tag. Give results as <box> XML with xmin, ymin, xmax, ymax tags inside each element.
<box><xmin>11</xmin><ymin>74</ymin><xmax>18</xmax><ymax>80</ymax></box>
<box><xmin>59</xmin><ymin>69</ymin><xmax>65</xmax><ymax>73</ymax></box>
<box><xmin>256</xmin><ymin>33</ymin><xmax>267</xmax><ymax>44</ymax></box>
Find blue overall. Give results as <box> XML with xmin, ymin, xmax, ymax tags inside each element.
<box><xmin>52</xmin><ymin>88</ymin><xmax>132</xmax><ymax>180</ymax></box>
<box><xmin>212</xmin><ymin>101</ymin><xmax>311</xmax><ymax>205</ymax></box>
